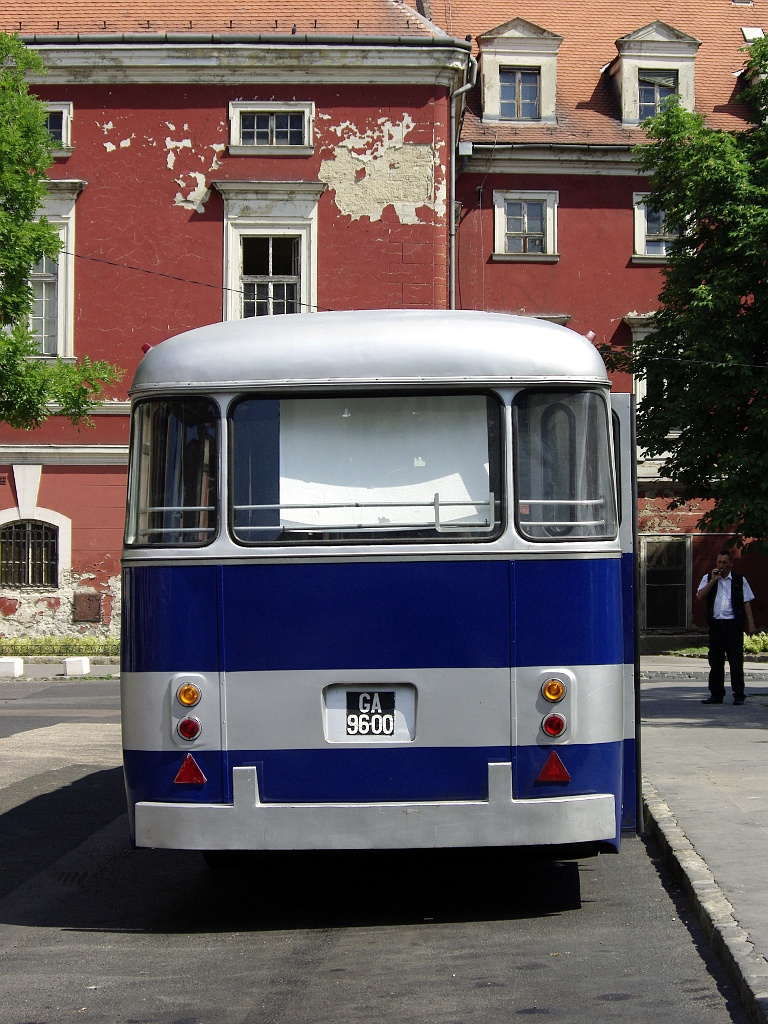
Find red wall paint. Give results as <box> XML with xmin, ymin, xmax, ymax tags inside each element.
<box><xmin>32</xmin><ymin>82</ymin><xmax>450</xmax><ymax>395</ymax></box>
<box><xmin>455</xmin><ymin>172</ymin><xmax>665</xmax><ymax>394</ymax></box>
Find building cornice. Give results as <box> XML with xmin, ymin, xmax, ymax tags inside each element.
<box><xmin>0</xmin><ymin>445</ymin><xmax>128</xmax><ymax>466</ymax></box>
<box><xmin>463</xmin><ymin>143</ymin><xmax>642</xmax><ymax>176</ymax></box>
<box><xmin>23</xmin><ymin>36</ymin><xmax>471</xmax><ymax>87</ymax></box>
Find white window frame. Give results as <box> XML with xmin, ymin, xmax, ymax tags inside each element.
<box><xmin>610</xmin><ymin>22</ymin><xmax>699</xmax><ymax>127</ymax></box>
<box><xmin>30</xmin><ymin>180</ymin><xmax>85</xmax><ymax>360</ymax></box>
<box><xmin>492</xmin><ymin>190</ymin><xmax>559</xmax><ymax>262</ymax></box>
<box><xmin>499</xmin><ymin>66</ymin><xmax>541</xmax><ymax>120</ymax></box>
<box><xmin>228</xmin><ymin>101</ymin><xmax>314</xmax><ymax>156</ymax></box>
<box><xmin>0</xmin><ymin>465</ymin><xmax>72</xmax><ymax>586</ymax></box>
<box><xmin>632</xmin><ymin>193</ymin><xmax>677</xmax><ymax>264</ymax></box>
<box><xmin>478</xmin><ymin>18</ymin><xmax>561</xmax><ymax>124</ymax></box>
<box><xmin>45</xmin><ymin>102</ymin><xmax>73</xmax><ymax>155</ymax></box>
<box><xmin>215</xmin><ymin>181</ymin><xmax>325</xmax><ymax>321</ymax></box>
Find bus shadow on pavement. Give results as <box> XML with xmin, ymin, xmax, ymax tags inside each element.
<box><xmin>0</xmin><ymin>765</ymin><xmax>126</xmax><ymax>902</ymax></box>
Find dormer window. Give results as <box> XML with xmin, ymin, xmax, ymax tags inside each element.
<box><xmin>479</xmin><ymin>18</ymin><xmax>561</xmax><ymax>124</ymax></box>
<box><xmin>638</xmin><ymin>69</ymin><xmax>679</xmax><ymax>119</ymax></box>
<box><xmin>500</xmin><ymin>68</ymin><xmax>540</xmax><ymax>120</ymax></box>
<box><xmin>610</xmin><ymin>22</ymin><xmax>699</xmax><ymax>127</ymax></box>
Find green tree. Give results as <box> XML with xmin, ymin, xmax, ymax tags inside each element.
<box><xmin>602</xmin><ymin>38</ymin><xmax>768</xmax><ymax>545</ymax></box>
<box><xmin>0</xmin><ymin>33</ymin><xmax>120</xmax><ymax>429</ymax></box>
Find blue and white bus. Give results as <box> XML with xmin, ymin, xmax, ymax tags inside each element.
<box><xmin>120</xmin><ymin>309</ymin><xmax>638</xmax><ymax>857</ymax></box>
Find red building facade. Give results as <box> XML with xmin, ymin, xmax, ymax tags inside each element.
<box><xmin>430</xmin><ymin>0</ymin><xmax>768</xmax><ymax>638</ymax></box>
<box><xmin>0</xmin><ymin>2</ymin><xmax>470</xmax><ymax>636</ymax></box>
<box><xmin>1</xmin><ymin>0</ymin><xmax>766</xmax><ymax>641</ymax></box>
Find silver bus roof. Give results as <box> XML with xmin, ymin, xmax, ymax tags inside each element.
<box><xmin>130</xmin><ymin>309</ymin><xmax>608</xmax><ymax>392</ymax></box>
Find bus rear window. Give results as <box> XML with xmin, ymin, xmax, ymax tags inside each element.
<box><xmin>229</xmin><ymin>393</ymin><xmax>502</xmax><ymax>544</ymax></box>
<box><xmin>126</xmin><ymin>398</ymin><xmax>219</xmax><ymax>546</ymax></box>
<box><xmin>513</xmin><ymin>390</ymin><xmax>617</xmax><ymax>541</ymax></box>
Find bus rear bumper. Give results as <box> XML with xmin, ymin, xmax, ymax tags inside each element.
<box><xmin>134</xmin><ymin>763</ymin><xmax>617</xmax><ymax>850</ymax></box>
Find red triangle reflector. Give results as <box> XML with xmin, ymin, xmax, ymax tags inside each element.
<box><xmin>174</xmin><ymin>754</ymin><xmax>207</xmax><ymax>785</ymax></box>
<box><xmin>536</xmin><ymin>751</ymin><xmax>571</xmax><ymax>783</ymax></box>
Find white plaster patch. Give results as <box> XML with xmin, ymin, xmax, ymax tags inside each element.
<box><xmin>165</xmin><ymin>137</ymin><xmax>193</xmax><ymax>169</ymax></box>
<box><xmin>174</xmin><ymin>172</ymin><xmax>210</xmax><ymax>213</ymax></box>
<box><xmin>104</xmin><ymin>142</ymin><xmax>116</xmax><ymax>153</ymax></box>
<box><xmin>119</xmin><ymin>136</ymin><xmax>134</xmax><ymax>148</ymax></box>
<box><xmin>318</xmin><ymin>115</ymin><xmax>439</xmax><ymax>224</ymax></box>
<box><xmin>97</xmin><ymin>120</ymin><xmax>114</xmax><ymax>134</ymax></box>
<box><xmin>166</xmin><ymin>121</ymin><xmax>176</xmax><ymax>131</ymax></box>
<box><xmin>209</xmin><ymin>143</ymin><xmax>226</xmax><ymax>171</ymax></box>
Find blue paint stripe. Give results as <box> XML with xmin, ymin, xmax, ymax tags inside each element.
<box><xmin>513</xmin><ymin>559</ymin><xmax>624</xmax><ymax>667</ymax></box>
<box><xmin>622</xmin><ymin>551</ymin><xmax>636</xmax><ymax>666</ymax></box>
<box><xmin>121</xmin><ymin>565</ymin><xmax>220</xmax><ymax>674</ymax></box>
<box><xmin>123</xmin><ymin>558</ymin><xmax>625</xmax><ymax>674</ymax></box>
<box><xmin>124</xmin><ymin>742</ymin><xmax>624</xmax><ymax>810</ymax></box>
<box><xmin>220</xmin><ymin>561</ymin><xmax>511</xmax><ymax>671</ymax></box>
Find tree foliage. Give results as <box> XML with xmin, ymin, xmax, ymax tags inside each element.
<box><xmin>601</xmin><ymin>39</ymin><xmax>768</xmax><ymax>544</ymax></box>
<box><xmin>0</xmin><ymin>33</ymin><xmax>120</xmax><ymax>429</ymax></box>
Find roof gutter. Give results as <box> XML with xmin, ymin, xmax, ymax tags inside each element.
<box><xmin>20</xmin><ymin>31</ymin><xmax>473</xmax><ymax>49</ymax></box>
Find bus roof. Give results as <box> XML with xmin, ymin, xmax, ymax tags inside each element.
<box><xmin>130</xmin><ymin>309</ymin><xmax>608</xmax><ymax>392</ymax></box>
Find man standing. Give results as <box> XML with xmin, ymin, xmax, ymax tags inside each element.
<box><xmin>696</xmin><ymin>550</ymin><xmax>755</xmax><ymax>705</ymax></box>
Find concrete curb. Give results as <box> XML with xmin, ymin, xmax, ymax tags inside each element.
<box><xmin>642</xmin><ymin>777</ymin><xmax>768</xmax><ymax>1024</ymax></box>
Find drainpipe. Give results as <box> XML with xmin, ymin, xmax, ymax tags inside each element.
<box><xmin>449</xmin><ymin>52</ymin><xmax>477</xmax><ymax>310</ymax></box>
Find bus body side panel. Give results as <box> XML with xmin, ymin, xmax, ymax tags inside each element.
<box><xmin>611</xmin><ymin>392</ymin><xmax>640</xmax><ymax>833</ymax></box>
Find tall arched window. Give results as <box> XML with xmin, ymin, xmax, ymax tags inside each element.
<box><xmin>0</xmin><ymin>521</ymin><xmax>58</xmax><ymax>587</ymax></box>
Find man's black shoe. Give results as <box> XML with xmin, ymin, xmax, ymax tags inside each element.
<box><xmin>701</xmin><ymin>697</ymin><xmax>723</xmax><ymax>704</ymax></box>
<box><xmin>733</xmin><ymin>698</ymin><xmax>745</xmax><ymax>705</ymax></box>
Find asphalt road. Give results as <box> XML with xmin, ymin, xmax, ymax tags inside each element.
<box><xmin>0</xmin><ymin>676</ymin><xmax>753</xmax><ymax>1024</ymax></box>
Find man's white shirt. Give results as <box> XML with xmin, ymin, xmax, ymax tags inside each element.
<box><xmin>697</xmin><ymin>572</ymin><xmax>755</xmax><ymax>620</ymax></box>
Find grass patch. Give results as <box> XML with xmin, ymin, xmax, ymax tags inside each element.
<box><xmin>0</xmin><ymin>636</ymin><xmax>120</xmax><ymax>657</ymax></box>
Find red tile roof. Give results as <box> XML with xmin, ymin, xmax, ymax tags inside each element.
<box><xmin>429</xmin><ymin>1</ymin><xmax>761</xmax><ymax>144</ymax></box>
<box><xmin>4</xmin><ymin>0</ymin><xmax>442</xmax><ymax>39</ymax></box>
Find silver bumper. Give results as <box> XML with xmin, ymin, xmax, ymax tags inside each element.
<box><xmin>135</xmin><ymin>762</ymin><xmax>616</xmax><ymax>850</ymax></box>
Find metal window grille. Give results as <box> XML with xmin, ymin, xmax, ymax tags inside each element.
<box><xmin>241</xmin><ymin>236</ymin><xmax>301</xmax><ymax>316</ymax></box>
<box><xmin>29</xmin><ymin>255</ymin><xmax>58</xmax><ymax>355</ymax></box>
<box><xmin>638</xmin><ymin>69</ymin><xmax>678</xmax><ymax>120</ymax></box>
<box><xmin>499</xmin><ymin>68</ymin><xmax>540</xmax><ymax>120</ymax></box>
<box><xmin>240</xmin><ymin>111</ymin><xmax>304</xmax><ymax>146</ymax></box>
<box><xmin>504</xmin><ymin>200</ymin><xmax>545</xmax><ymax>254</ymax></box>
<box><xmin>0</xmin><ymin>521</ymin><xmax>58</xmax><ymax>587</ymax></box>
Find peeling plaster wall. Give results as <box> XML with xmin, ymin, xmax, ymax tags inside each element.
<box><xmin>318</xmin><ymin>113</ymin><xmax>446</xmax><ymax>225</ymax></box>
<box><xmin>0</xmin><ymin>82</ymin><xmax>452</xmax><ymax>638</ymax></box>
<box><xmin>0</xmin><ymin>466</ymin><xmax>125</xmax><ymax>639</ymax></box>
<box><xmin>0</xmin><ymin>572</ymin><xmax>121</xmax><ymax>639</ymax></box>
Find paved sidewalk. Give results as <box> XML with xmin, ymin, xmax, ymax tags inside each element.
<box><xmin>641</xmin><ymin>655</ymin><xmax>768</xmax><ymax>1024</ymax></box>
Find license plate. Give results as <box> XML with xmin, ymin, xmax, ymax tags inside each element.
<box><xmin>346</xmin><ymin>690</ymin><xmax>396</xmax><ymax>736</ymax></box>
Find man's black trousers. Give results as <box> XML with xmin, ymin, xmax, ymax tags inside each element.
<box><xmin>707</xmin><ymin>619</ymin><xmax>745</xmax><ymax>700</ymax></box>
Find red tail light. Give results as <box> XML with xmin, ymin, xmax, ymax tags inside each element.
<box><xmin>177</xmin><ymin>716</ymin><xmax>202</xmax><ymax>741</ymax></box>
<box><xmin>542</xmin><ymin>713</ymin><xmax>566</xmax><ymax>738</ymax></box>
